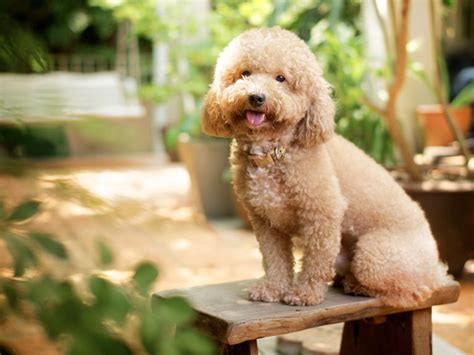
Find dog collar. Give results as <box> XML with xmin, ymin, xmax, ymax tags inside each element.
<box><xmin>247</xmin><ymin>146</ymin><xmax>287</xmax><ymax>168</ymax></box>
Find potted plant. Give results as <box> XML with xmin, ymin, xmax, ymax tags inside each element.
<box><xmin>412</xmin><ymin>50</ymin><xmax>473</xmax><ymax>147</ymax></box>
<box><xmin>416</xmin><ymin>89</ymin><xmax>472</xmax><ymax>147</ymax></box>
<box><xmin>361</xmin><ymin>0</ymin><xmax>473</xmax><ymax>276</ymax></box>
<box><xmin>176</xmin><ymin>108</ymin><xmax>235</xmax><ymax>219</ymax></box>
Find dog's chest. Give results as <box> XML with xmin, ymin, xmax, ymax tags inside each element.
<box><xmin>245</xmin><ymin>166</ymin><xmax>294</xmax><ymax>227</ymax></box>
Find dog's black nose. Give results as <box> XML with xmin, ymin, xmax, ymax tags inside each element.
<box><xmin>248</xmin><ymin>93</ymin><xmax>266</xmax><ymax>107</ymax></box>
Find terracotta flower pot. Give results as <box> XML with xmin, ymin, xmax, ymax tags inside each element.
<box><xmin>416</xmin><ymin>104</ymin><xmax>472</xmax><ymax>146</ymax></box>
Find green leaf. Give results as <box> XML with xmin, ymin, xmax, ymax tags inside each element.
<box><xmin>4</xmin><ymin>234</ymin><xmax>36</xmax><ymax>276</ymax></box>
<box><xmin>442</xmin><ymin>0</ymin><xmax>454</xmax><ymax>7</ymax></box>
<box><xmin>132</xmin><ymin>262</ymin><xmax>159</xmax><ymax>294</ymax></box>
<box><xmin>97</xmin><ymin>239</ymin><xmax>114</xmax><ymax>267</ymax></box>
<box><xmin>29</xmin><ymin>233</ymin><xmax>68</xmax><ymax>259</ymax></box>
<box><xmin>438</xmin><ymin>55</ymin><xmax>451</xmax><ymax>103</ymax></box>
<box><xmin>35</xmin><ymin>280</ymin><xmax>86</xmax><ymax>338</ymax></box>
<box><xmin>68</xmin><ymin>334</ymin><xmax>103</xmax><ymax>355</ymax></box>
<box><xmin>139</xmin><ymin>312</ymin><xmax>159</xmax><ymax>355</ymax></box>
<box><xmin>175</xmin><ymin>329</ymin><xmax>216</xmax><ymax>355</ymax></box>
<box><xmin>451</xmin><ymin>82</ymin><xmax>474</xmax><ymax>107</ymax></box>
<box><xmin>89</xmin><ymin>276</ymin><xmax>131</xmax><ymax>325</ymax></box>
<box><xmin>151</xmin><ymin>296</ymin><xmax>195</xmax><ymax>326</ymax></box>
<box><xmin>68</xmin><ymin>332</ymin><xmax>133</xmax><ymax>355</ymax></box>
<box><xmin>371</xmin><ymin>121</ymin><xmax>384</xmax><ymax>163</ymax></box>
<box><xmin>408</xmin><ymin>61</ymin><xmax>436</xmax><ymax>98</ymax></box>
<box><xmin>8</xmin><ymin>200</ymin><xmax>41</xmax><ymax>222</ymax></box>
<box><xmin>0</xmin><ymin>201</ymin><xmax>5</xmax><ymax>219</ymax></box>
<box><xmin>2</xmin><ymin>282</ymin><xmax>19</xmax><ymax>310</ymax></box>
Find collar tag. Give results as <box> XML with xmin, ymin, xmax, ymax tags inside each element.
<box><xmin>274</xmin><ymin>146</ymin><xmax>286</xmax><ymax>160</ymax></box>
<box><xmin>248</xmin><ymin>146</ymin><xmax>286</xmax><ymax>168</ymax></box>
<box><xmin>249</xmin><ymin>152</ymin><xmax>275</xmax><ymax>168</ymax></box>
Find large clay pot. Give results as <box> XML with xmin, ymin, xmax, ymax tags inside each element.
<box><xmin>417</xmin><ymin>105</ymin><xmax>472</xmax><ymax>146</ymax></box>
<box><xmin>178</xmin><ymin>135</ymin><xmax>235</xmax><ymax>219</ymax></box>
<box><xmin>402</xmin><ymin>180</ymin><xmax>474</xmax><ymax>277</ymax></box>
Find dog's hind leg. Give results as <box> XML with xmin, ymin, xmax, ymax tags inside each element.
<box><xmin>348</xmin><ymin>228</ymin><xmax>449</xmax><ymax>308</ymax></box>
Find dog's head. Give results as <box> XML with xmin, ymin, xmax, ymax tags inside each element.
<box><xmin>202</xmin><ymin>27</ymin><xmax>335</xmax><ymax>147</ymax></box>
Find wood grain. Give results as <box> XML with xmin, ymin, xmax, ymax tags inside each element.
<box><xmin>340</xmin><ymin>308</ymin><xmax>432</xmax><ymax>355</ymax></box>
<box><xmin>156</xmin><ymin>279</ymin><xmax>460</xmax><ymax>345</ymax></box>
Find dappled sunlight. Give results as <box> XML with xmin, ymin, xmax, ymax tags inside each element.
<box><xmin>46</xmin><ymin>200</ymin><xmax>98</xmax><ymax>217</ymax></box>
<box><xmin>1</xmin><ymin>0</ymin><xmax>472</xmax><ymax>353</ymax></box>
<box><xmin>53</xmin><ymin>164</ymin><xmax>196</xmax><ymax>223</ymax></box>
<box><xmin>0</xmin><ymin>161</ymin><xmax>262</xmax><ymax>293</ymax></box>
<box><xmin>101</xmin><ymin>269</ymin><xmax>134</xmax><ymax>283</ymax></box>
<box><xmin>154</xmin><ymin>206</ymin><xmax>195</xmax><ymax>222</ymax></box>
<box><xmin>464</xmin><ymin>259</ymin><xmax>474</xmax><ymax>273</ymax></box>
<box><xmin>432</xmin><ymin>311</ymin><xmax>472</xmax><ymax>326</ymax></box>
<box><xmin>70</xmin><ymin>164</ymin><xmax>190</xmax><ymax>204</ymax></box>
<box><xmin>433</xmin><ymin>278</ymin><xmax>474</xmax><ymax>352</ymax></box>
<box><xmin>171</xmin><ymin>238</ymin><xmax>191</xmax><ymax>251</ymax></box>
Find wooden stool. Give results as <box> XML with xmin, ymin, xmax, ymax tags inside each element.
<box><xmin>157</xmin><ymin>279</ymin><xmax>460</xmax><ymax>355</ymax></box>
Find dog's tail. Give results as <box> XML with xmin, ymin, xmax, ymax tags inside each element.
<box><xmin>376</xmin><ymin>261</ymin><xmax>451</xmax><ymax>308</ymax></box>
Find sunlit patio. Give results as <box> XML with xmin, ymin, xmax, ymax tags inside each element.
<box><xmin>0</xmin><ymin>157</ymin><xmax>472</xmax><ymax>353</ymax></box>
<box><xmin>1</xmin><ymin>0</ymin><xmax>473</xmax><ymax>354</ymax></box>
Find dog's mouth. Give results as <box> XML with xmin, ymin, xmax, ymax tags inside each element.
<box><xmin>246</xmin><ymin>110</ymin><xmax>266</xmax><ymax>126</ymax></box>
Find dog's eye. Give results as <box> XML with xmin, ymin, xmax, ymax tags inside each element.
<box><xmin>275</xmin><ymin>75</ymin><xmax>286</xmax><ymax>82</ymax></box>
<box><xmin>241</xmin><ymin>71</ymin><xmax>251</xmax><ymax>77</ymax></box>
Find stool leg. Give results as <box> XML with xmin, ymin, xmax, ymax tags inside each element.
<box><xmin>340</xmin><ymin>308</ymin><xmax>432</xmax><ymax>355</ymax></box>
<box><xmin>218</xmin><ymin>340</ymin><xmax>258</xmax><ymax>355</ymax></box>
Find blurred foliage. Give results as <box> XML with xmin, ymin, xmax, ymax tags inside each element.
<box><xmin>0</xmin><ymin>123</ymin><xmax>70</xmax><ymax>159</ymax></box>
<box><xmin>0</xmin><ymin>0</ymin><xmax>119</xmax><ymax>73</ymax></box>
<box><xmin>410</xmin><ymin>60</ymin><xmax>474</xmax><ymax>108</ymax></box>
<box><xmin>0</xmin><ymin>14</ymin><xmax>50</xmax><ymax>73</ymax></box>
<box><xmin>164</xmin><ymin>110</ymin><xmax>203</xmax><ymax>153</ymax></box>
<box><xmin>310</xmin><ymin>22</ymin><xmax>395</xmax><ymax>165</ymax></box>
<box><xmin>162</xmin><ymin>0</ymin><xmax>392</xmax><ymax>163</ymax></box>
<box><xmin>451</xmin><ymin>82</ymin><xmax>474</xmax><ymax>107</ymax></box>
<box><xmin>131</xmin><ymin>0</ymin><xmax>390</xmax><ymax>160</ymax></box>
<box><xmin>0</xmin><ymin>198</ymin><xmax>215</xmax><ymax>354</ymax></box>
<box><xmin>0</xmin><ymin>0</ymin><xmax>394</xmax><ymax>163</ymax></box>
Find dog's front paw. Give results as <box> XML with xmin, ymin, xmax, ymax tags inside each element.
<box><xmin>283</xmin><ymin>282</ymin><xmax>327</xmax><ymax>306</ymax></box>
<box><xmin>248</xmin><ymin>278</ymin><xmax>287</xmax><ymax>303</ymax></box>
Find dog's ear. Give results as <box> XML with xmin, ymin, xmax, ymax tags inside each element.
<box><xmin>293</xmin><ymin>77</ymin><xmax>335</xmax><ymax>147</ymax></box>
<box><xmin>201</xmin><ymin>87</ymin><xmax>232</xmax><ymax>137</ymax></box>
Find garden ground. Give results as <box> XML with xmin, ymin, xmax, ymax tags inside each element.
<box><xmin>0</xmin><ymin>155</ymin><xmax>472</xmax><ymax>354</ymax></box>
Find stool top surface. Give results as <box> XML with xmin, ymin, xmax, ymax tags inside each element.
<box><xmin>156</xmin><ymin>279</ymin><xmax>460</xmax><ymax>345</ymax></box>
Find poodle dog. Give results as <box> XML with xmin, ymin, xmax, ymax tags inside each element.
<box><xmin>202</xmin><ymin>27</ymin><xmax>449</xmax><ymax>307</ymax></box>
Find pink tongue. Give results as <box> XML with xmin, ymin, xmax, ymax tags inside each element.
<box><xmin>246</xmin><ymin>111</ymin><xmax>266</xmax><ymax>126</ymax></box>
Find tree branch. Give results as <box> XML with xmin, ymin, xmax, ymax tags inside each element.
<box><xmin>388</xmin><ymin>0</ymin><xmax>399</xmax><ymax>57</ymax></box>
<box><xmin>363</xmin><ymin>95</ymin><xmax>386</xmax><ymax>117</ymax></box>
<box><xmin>383</xmin><ymin>0</ymin><xmax>424</xmax><ymax>181</ymax></box>
<box><xmin>372</xmin><ymin>0</ymin><xmax>394</xmax><ymax>73</ymax></box>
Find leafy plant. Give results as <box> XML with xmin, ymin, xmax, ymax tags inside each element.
<box><xmin>164</xmin><ymin>110</ymin><xmax>203</xmax><ymax>153</ymax></box>
<box><xmin>450</xmin><ymin>82</ymin><xmax>474</xmax><ymax>108</ymax></box>
<box><xmin>0</xmin><ymin>14</ymin><xmax>49</xmax><ymax>73</ymax></box>
<box><xmin>405</xmin><ymin>0</ymin><xmax>473</xmax><ymax>176</ymax></box>
<box><xmin>310</xmin><ymin>22</ymin><xmax>395</xmax><ymax>165</ymax></box>
<box><xmin>410</xmin><ymin>63</ymin><xmax>474</xmax><ymax>108</ymax></box>
<box><xmin>0</xmin><ymin>199</ymin><xmax>215</xmax><ymax>354</ymax></box>
<box><xmin>0</xmin><ymin>0</ymin><xmax>120</xmax><ymax>73</ymax></box>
